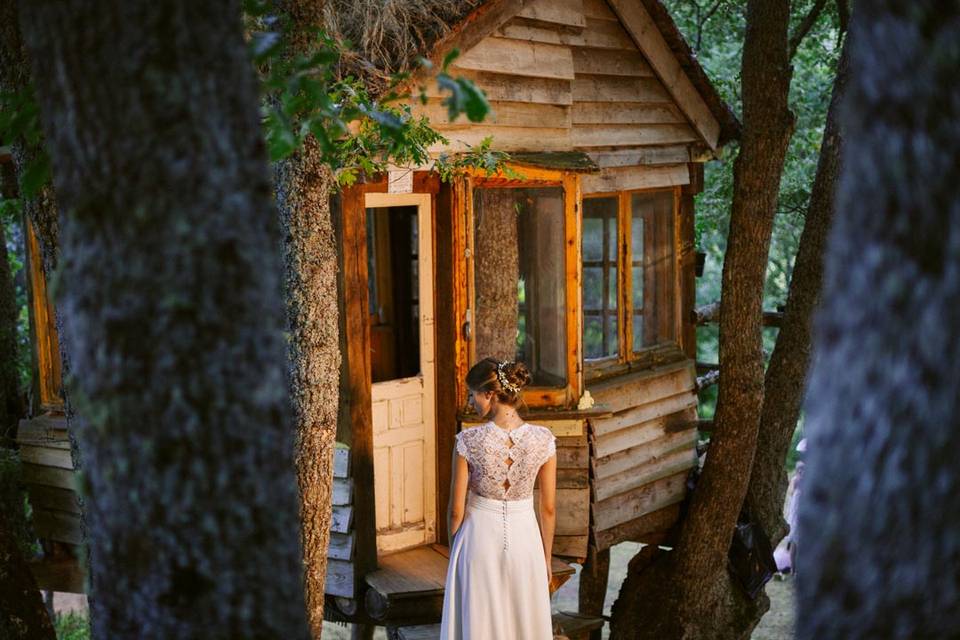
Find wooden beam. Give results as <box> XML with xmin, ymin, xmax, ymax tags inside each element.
<box><xmin>606</xmin><ymin>0</ymin><xmax>722</xmax><ymax>149</ymax></box>
<box><xmin>581</xmin><ymin>164</ymin><xmax>690</xmax><ymax>194</ymax></box>
<box><xmin>339</xmin><ymin>183</ymin><xmax>378</xmax><ymax>594</ymax></box>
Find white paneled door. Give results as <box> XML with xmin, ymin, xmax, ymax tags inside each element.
<box><xmin>366</xmin><ymin>192</ymin><xmax>437</xmax><ymax>554</ymax></box>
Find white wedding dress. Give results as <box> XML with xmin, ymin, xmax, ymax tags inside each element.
<box><xmin>440</xmin><ymin>421</ymin><xmax>557</xmax><ymax>640</ymax></box>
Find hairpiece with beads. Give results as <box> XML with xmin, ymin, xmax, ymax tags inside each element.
<box><xmin>496</xmin><ymin>361</ymin><xmax>520</xmax><ymax>394</ymax></box>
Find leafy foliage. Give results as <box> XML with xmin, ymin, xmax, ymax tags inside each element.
<box><xmin>668</xmin><ymin>2</ymin><xmax>844</xmax><ymax>426</ymax></box>
<box><xmin>53</xmin><ymin>612</ymin><xmax>90</xmax><ymax>640</ymax></box>
<box><xmin>245</xmin><ymin>2</ymin><xmax>503</xmax><ymax>185</ymax></box>
<box><xmin>0</xmin><ymin>87</ymin><xmax>50</xmax><ymax>198</ymax></box>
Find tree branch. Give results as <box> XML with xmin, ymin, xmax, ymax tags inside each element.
<box><xmin>789</xmin><ymin>0</ymin><xmax>829</xmax><ymax>60</ymax></box>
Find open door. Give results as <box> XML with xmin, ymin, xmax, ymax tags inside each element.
<box><xmin>365</xmin><ymin>192</ymin><xmax>437</xmax><ymax>554</ymax></box>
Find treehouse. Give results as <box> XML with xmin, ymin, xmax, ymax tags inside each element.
<box><xmin>5</xmin><ymin>0</ymin><xmax>740</xmax><ymax>634</ymax></box>
<box><xmin>324</xmin><ymin>0</ymin><xmax>738</xmax><ymax>634</ymax></box>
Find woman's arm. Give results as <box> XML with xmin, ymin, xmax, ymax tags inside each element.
<box><xmin>447</xmin><ymin>446</ymin><xmax>470</xmax><ymax>546</ymax></box>
<box><xmin>537</xmin><ymin>453</ymin><xmax>557</xmax><ymax>587</ymax></box>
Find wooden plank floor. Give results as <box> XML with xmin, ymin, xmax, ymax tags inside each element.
<box><xmin>367</xmin><ymin>543</ymin><xmax>577</xmax><ymax>599</ymax></box>
<box><xmin>395</xmin><ymin>611</ymin><xmax>604</xmax><ymax>639</ymax></box>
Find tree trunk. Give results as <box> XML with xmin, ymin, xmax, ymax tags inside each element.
<box><xmin>19</xmin><ymin>2</ymin><xmax>311</xmax><ymax>638</ymax></box>
<box><xmin>0</xmin><ymin>511</ymin><xmax>56</xmax><ymax>640</ymax></box>
<box><xmin>0</xmin><ymin>162</ymin><xmax>23</xmax><ymax>432</ymax></box>
<box><xmin>745</xmin><ymin>37</ymin><xmax>849</xmax><ymax>548</ymax></box>
<box><xmin>271</xmin><ymin>2</ymin><xmax>341</xmax><ymax>635</ymax></box>
<box><xmin>475</xmin><ymin>188</ymin><xmax>520</xmax><ymax>361</ymax></box>
<box><xmin>797</xmin><ymin>4</ymin><xmax>960</xmax><ymax>637</ymax></box>
<box><xmin>610</xmin><ymin>2</ymin><xmax>795</xmax><ymax>638</ymax></box>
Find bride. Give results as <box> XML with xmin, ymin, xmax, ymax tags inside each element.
<box><xmin>439</xmin><ymin>358</ymin><xmax>557</xmax><ymax>639</ymax></box>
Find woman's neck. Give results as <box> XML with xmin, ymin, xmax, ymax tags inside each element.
<box><xmin>490</xmin><ymin>405</ymin><xmax>524</xmax><ymax>431</ymax></box>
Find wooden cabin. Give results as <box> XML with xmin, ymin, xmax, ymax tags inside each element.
<box><xmin>5</xmin><ymin>0</ymin><xmax>739</xmax><ymax>635</ymax></box>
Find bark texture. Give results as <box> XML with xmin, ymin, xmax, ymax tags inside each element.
<box><xmin>0</xmin><ymin>512</ymin><xmax>56</xmax><ymax>640</ymax></box>
<box><xmin>475</xmin><ymin>188</ymin><xmax>519</xmax><ymax>361</ymax></box>
<box><xmin>797</xmin><ymin>4</ymin><xmax>960</xmax><ymax>637</ymax></box>
<box><xmin>19</xmin><ymin>2</ymin><xmax>310</xmax><ymax>638</ymax></box>
<box><xmin>610</xmin><ymin>2</ymin><xmax>795</xmax><ymax>637</ymax></box>
<box><xmin>272</xmin><ymin>2</ymin><xmax>341</xmax><ymax>634</ymax></box>
<box><xmin>745</xmin><ymin>40</ymin><xmax>849</xmax><ymax>546</ymax></box>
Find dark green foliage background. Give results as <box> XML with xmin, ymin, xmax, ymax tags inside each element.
<box><xmin>670</xmin><ymin>2</ymin><xmax>843</xmax><ymax>459</ymax></box>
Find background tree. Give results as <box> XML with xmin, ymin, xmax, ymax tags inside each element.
<box><xmin>17</xmin><ymin>1</ymin><xmax>312</xmax><ymax>636</ymax></box>
<box><xmin>797</xmin><ymin>2</ymin><xmax>960</xmax><ymax>637</ymax></box>
<box><xmin>610</xmin><ymin>1</ymin><xmax>843</xmax><ymax>637</ymax></box>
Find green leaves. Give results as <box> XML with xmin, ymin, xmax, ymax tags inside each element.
<box><xmin>0</xmin><ymin>86</ymin><xmax>52</xmax><ymax>198</ymax></box>
<box><xmin>249</xmin><ymin>16</ymin><xmax>494</xmax><ymax>185</ymax></box>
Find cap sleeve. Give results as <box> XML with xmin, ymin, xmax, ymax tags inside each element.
<box><xmin>455</xmin><ymin>431</ymin><xmax>470</xmax><ymax>464</ymax></box>
<box><xmin>541</xmin><ymin>428</ymin><xmax>557</xmax><ymax>466</ymax></box>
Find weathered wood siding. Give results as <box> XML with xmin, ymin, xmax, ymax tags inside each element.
<box><xmin>414</xmin><ymin>0</ymin><xmax>705</xmax><ymax>192</ymax></box>
<box><xmin>15</xmin><ymin>415</ymin><xmax>82</xmax><ymax>547</ymax></box>
<box><xmin>587</xmin><ymin>359</ymin><xmax>698</xmax><ymax>551</ymax></box>
<box><xmin>325</xmin><ymin>445</ymin><xmax>356</xmax><ymax>598</ymax></box>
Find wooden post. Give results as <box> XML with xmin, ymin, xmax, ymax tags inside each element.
<box><xmin>434</xmin><ymin>180</ymin><xmax>458</xmax><ymax>545</ymax></box>
<box><xmin>340</xmin><ymin>184</ymin><xmax>378</xmax><ymax>596</ymax></box>
<box><xmin>578</xmin><ymin>541</ymin><xmax>611</xmax><ymax>640</ymax></box>
<box><xmin>680</xmin><ymin>163</ymin><xmax>704</xmax><ymax>360</ymax></box>
<box><xmin>351</xmin><ymin>623</ymin><xmax>376</xmax><ymax>640</ymax></box>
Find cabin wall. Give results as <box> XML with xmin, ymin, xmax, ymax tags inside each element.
<box><xmin>414</xmin><ymin>0</ymin><xmax>706</xmax><ymax>192</ymax></box>
<box><xmin>586</xmin><ymin>359</ymin><xmax>698</xmax><ymax>551</ymax></box>
<box><xmin>14</xmin><ymin>414</ymin><xmax>85</xmax><ymax>593</ymax></box>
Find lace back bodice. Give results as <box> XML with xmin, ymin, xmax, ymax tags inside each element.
<box><xmin>455</xmin><ymin>422</ymin><xmax>557</xmax><ymax>500</ymax></box>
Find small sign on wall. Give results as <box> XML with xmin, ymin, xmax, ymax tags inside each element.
<box><xmin>388</xmin><ymin>166</ymin><xmax>413</xmax><ymax>193</ymax></box>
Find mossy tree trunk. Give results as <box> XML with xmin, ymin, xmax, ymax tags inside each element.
<box><xmin>798</xmin><ymin>4</ymin><xmax>960</xmax><ymax>637</ymax></box>
<box><xmin>19</xmin><ymin>2</ymin><xmax>311</xmax><ymax>637</ymax></box>
<box><xmin>271</xmin><ymin>2</ymin><xmax>341</xmax><ymax>635</ymax></box>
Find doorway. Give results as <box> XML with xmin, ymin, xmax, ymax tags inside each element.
<box><xmin>365</xmin><ymin>192</ymin><xmax>437</xmax><ymax>554</ymax></box>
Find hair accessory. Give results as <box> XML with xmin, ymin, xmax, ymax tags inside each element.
<box><xmin>496</xmin><ymin>361</ymin><xmax>520</xmax><ymax>394</ymax></box>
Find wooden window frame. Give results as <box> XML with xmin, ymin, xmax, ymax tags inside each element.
<box><xmin>583</xmin><ymin>186</ymin><xmax>683</xmax><ymax>382</ymax></box>
<box><xmin>458</xmin><ymin>165</ymin><xmax>583</xmax><ymax>409</ymax></box>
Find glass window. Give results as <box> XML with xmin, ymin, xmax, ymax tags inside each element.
<box><xmin>582</xmin><ymin>189</ymin><xmax>678</xmax><ymax>375</ymax></box>
<box><xmin>582</xmin><ymin>196</ymin><xmax>619</xmax><ymax>360</ymax></box>
<box><xmin>473</xmin><ymin>187</ymin><xmax>567</xmax><ymax>387</ymax></box>
<box><xmin>631</xmin><ymin>191</ymin><xmax>676</xmax><ymax>351</ymax></box>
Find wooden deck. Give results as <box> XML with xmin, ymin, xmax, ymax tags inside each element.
<box><xmin>392</xmin><ymin>611</ymin><xmax>605</xmax><ymax>640</ymax></box>
<box><xmin>365</xmin><ymin>543</ymin><xmax>578</xmax><ymax>625</ymax></box>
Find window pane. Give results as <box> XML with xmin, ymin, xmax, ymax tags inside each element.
<box><xmin>632</xmin><ymin>265</ymin><xmax>644</xmax><ymax>308</ymax></box>
<box><xmin>474</xmin><ymin>187</ymin><xmax>567</xmax><ymax>387</ymax></box>
<box><xmin>632</xmin><ymin>313</ymin><xmax>644</xmax><ymax>352</ymax></box>
<box><xmin>584</xmin><ymin>316</ymin><xmax>604</xmax><ymax>360</ymax></box>
<box><xmin>606</xmin><ymin>314</ymin><xmax>619</xmax><ymax>355</ymax></box>
<box><xmin>607</xmin><ymin>265</ymin><xmax>618</xmax><ymax>309</ymax></box>
<box><xmin>583</xmin><ymin>197</ymin><xmax>619</xmax><ymax>361</ymax></box>
<box><xmin>630</xmin><ymin>191</ymin><xmax>676</xmax><ymax>350</ymax></box>
<box><xmin>583</xmin><ymin>267</ymin><xmax>603</xmax><ymax>310</ymax></box>
<box><xmin>583</xmin><ymin>217</ymin><xmax>604</xmax><ymax>262</ymax></box>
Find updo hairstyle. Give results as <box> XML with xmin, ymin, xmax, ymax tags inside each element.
<box><xmin>465</xmin><ymin>357</ymin><xmax>533</xmax><ymax>406</ymax></box>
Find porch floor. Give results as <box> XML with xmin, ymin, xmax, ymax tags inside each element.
<box><xmin>365</xmin><ymin>543</ymin><xmax>577</xmax><ymax>599</ymax></box>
